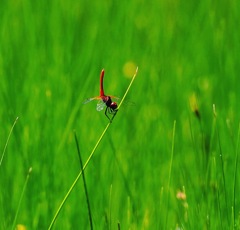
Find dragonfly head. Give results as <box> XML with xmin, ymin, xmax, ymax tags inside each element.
<box><xmin>110</xmin><ymin>102</ymin><xmax>118</xmax><ymax>110</ymax></box>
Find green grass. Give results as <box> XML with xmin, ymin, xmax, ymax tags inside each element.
<box><xmin>1</xmin><ymin>0</ymin><xmax>240</xmax><ymax>229</ymax></box>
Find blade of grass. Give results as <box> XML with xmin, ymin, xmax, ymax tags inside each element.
<box><xmin>233</xmin><ymin>122</ymin><xmax>240</xmax><ymax>228</ymax></box>
<box><xmin>0</xmin><ymin>117</ymin><xmax>19</xmax><ymax>167</ymax></box>
<box><xmin>11</xmin><ymin>167</ymin><xmax>32</xmax><ymax>230</ymax></box>
<box><xmin>117</xmin><ymin>222</ymin><xmax>121</xmax><ymax>230</ymax></box>
<box><xmin>213</xmin><ymin>104</ymin><xmax>229</xmax><ymax>226</ymax></box>
<box><xmin>74</xmin><ymin>131</ymin><xmax>93</xmax><ymax>230</ymax></box>
<box><xmin>165</xmin><ymin>120</ymin><xmax>176</xmax><ymax>230</ymax></box>
<box><xmin>117</xmin><ymin>67</ymin><xmax>138</xmax><ymax>110</ymax></box>
<box><xmin>108</xmin><ymin>184</ymin><xmax>112</xmax><ymax>230</ymax></box>
<box><xmin>48</xmin><ymin>67</ymin><xmax>138</xmax><ymax>230</ymax></box>
<box><xmin>110</xmin><ymin>67</ymin><xmax>138</xmax><ymax>122</ymax></box>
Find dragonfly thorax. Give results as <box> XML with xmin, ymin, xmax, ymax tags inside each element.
<box><xmin>105</xmin><ymin>96</ymin><xmax>118</xmax><ymax>110</ymax></box>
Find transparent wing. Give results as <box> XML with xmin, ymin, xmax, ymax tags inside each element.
<box><xmin>83</xmin><ymin>96</ymin><xmax>101</xmax><ymax>104</ymax></box>
<box><xmin>109</xmin><ymin>95</ymin><xmax>120</xmax><ymax>100</ymax></box>
<box><xmin>96</xmin><ymin>100</ymin><xmax>106</xmax><ymax>111</ymax></box>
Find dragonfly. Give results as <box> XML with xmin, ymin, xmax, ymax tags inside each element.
<box><xmin>84</xmin><ymin>69</ymin><xmax>119</xmax><ymax>122</ymax></box>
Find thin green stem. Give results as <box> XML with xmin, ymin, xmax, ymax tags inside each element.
<box><xmin>233</xmin><ymin>122</ymin><xmax>240</xmax><ymax>228</ymax></box>
<box><xmin>0</xmin><ymin>117</ymin><xmax>19</xmax><ymax>167</ymax></box>
<box><xmin>110</xmin><ymin>67</ymin><xmax>138</xmax><ymax>122</ymax></box>
<box><xmin>11</xmin><ymin>167</ymin><xmax>32</xmax><ymax>230</ymax></box>
<box><xmin>108</xmin><ymin>184</ymin><xmax>112</xmax><ymax>230</ymax></box>
<box><xmin>165</xmin><ymin>120</ymin><xmax>176</xmax><ymax>230</ymax></box>
<box><xmin>74</xmin><ymin>131</ymin><xmax>93</xmax><ymax>230</ymax></box>
<box><xmin>118</xmin><ymin>67</ymin><xmax>138</xmax><ymax>110</ymax></box>
<box><xmin>214</xmin><ymin>105</ymin><xmax>229</xmax><ymax>225</ymax></box>
<box><xmin>117</xmin><ymin>222</ymin><xmax>121</xmax><ymax>230</ymax></box>
<box><xmin>48</xmin><ymin>67</ymin><xmax>138</xmax><ymax>230</ymax></box>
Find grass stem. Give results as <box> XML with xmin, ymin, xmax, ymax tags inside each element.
<box><xmin>165</xmin><ymin>120</ymin><xmax>176</xmax><ymax>229</ymax></box>
<box><xmin>0</xmin><ymin>117</ymin><xmax>19</xmax><ymax>167</ymax></box>
<box><xmin>74</xmin><ymin>131</ymin><xmax>93</xmax><ymax>230</ymax></box>
<box><xmin>11</xmin><ymin>167</ymin><xmax>32</xmax><ymax>230</ymax></box>
<box><xmin>214</xmin><ymin>107</ymin><xmax>229</xmax><ymax>225</ymax></box>
<box><xmin>233</xmin><ymin>122</ymin><xmax>240</xmax><ymax>228</ymax></box>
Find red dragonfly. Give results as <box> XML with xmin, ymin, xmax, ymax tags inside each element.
<box><xmin>84</xmin><ymin>69</ymin><xmax>119</xmax><ymax>121</ymax></box>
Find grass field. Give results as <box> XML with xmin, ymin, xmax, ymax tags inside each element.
<box><xmin>1</xmin><ymin>0</ymin><xmax>240</xmax><ymax>229</ymax></box>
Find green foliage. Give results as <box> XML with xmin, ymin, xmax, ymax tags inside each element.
<box><xmin>1</xmin><ymin>0</ymin><xmax>240</xmax><ymax>229</ymax></box>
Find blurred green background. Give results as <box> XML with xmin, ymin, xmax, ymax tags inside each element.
<box><xmin>1</xmin><ymin>0</ymin><xmax>240</xmax><ymax>229</ymax></box>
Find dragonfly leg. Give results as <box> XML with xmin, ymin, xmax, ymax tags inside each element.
<box><xmin>110</xmin><ymin>108</ymin><xmax>118</xmax><ymax>121</ymax></box>
<box><xmin>105</xmin><ymin>107</ymin><xmax>111</xmax><ymax>122</ymax></box>
<box><xmin>104</xmin><ymin>107</ymin><xmax>118</xmax><ymax>122</ymax></box>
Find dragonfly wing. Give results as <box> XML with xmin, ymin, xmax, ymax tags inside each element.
<box><xmin>96</xmin><ymin>100</ymin><xmax>106</xmax><ymax>111</ymax></box>
<box><xmin>83</xmin><ymin>96</ymin><xmax>101</xmax><ymax>104</ymax></box>
<box><xmin>109</xmin><ymin>95</ymin><xmax>120</xmax><ymax>100</ymax></box>
<box><xmin>83</xmin><ymin>98</ymin><xmax>95</xmax><ymax>104</ymax></box>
